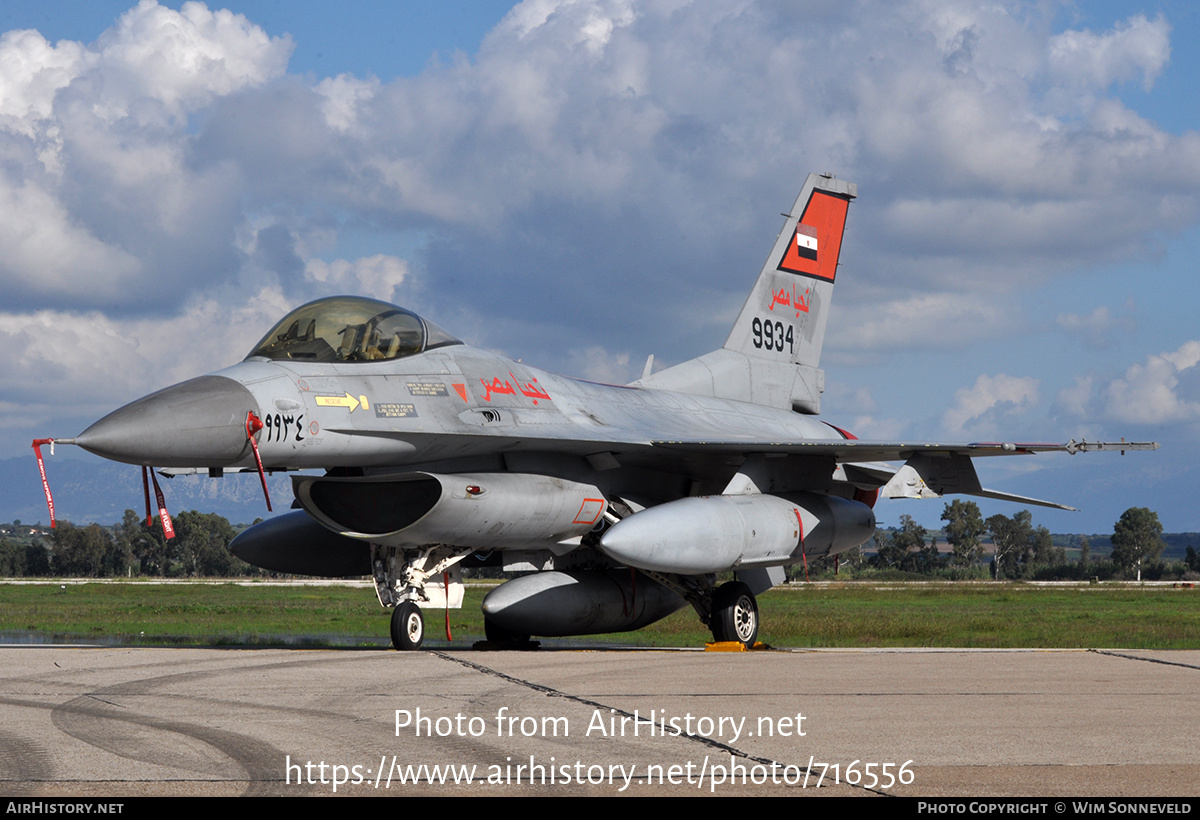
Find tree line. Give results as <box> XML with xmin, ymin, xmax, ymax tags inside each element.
<box><xmin>819</xmin><ymin>502</ymin><xmax>1200</xmax><ymax>581</ymax></box>
<box><xmin>2</xmin><ymin>503</ymin><xmax>1196</xmax><ymax>581</ymax></box>
<box><xmin>0</xmin><ymin>511</ymin><xmax>263</xmax><ymax>578</ymax></box>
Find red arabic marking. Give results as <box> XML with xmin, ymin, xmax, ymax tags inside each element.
<box><xmin>481</xmin><ymin>374</ymin><xmax>554</xmax><ymax>403</ymax></box>
<box><xmin>31</xmin><ymin>439</ymin><xmax>55</xmax><ymax>528</ymax></box>
<box><xmin>480</xmin><ymin>377</ymin><xmax>515</xmax><ymax>402</ymax></box>
<box><xmin>768</xmin><ymin>283</ymin><xmax>811</xmax><ymax>317</ymax></box>
<box><xmin>510</xmin><ymin>372</ymin><xmax>551</xmax><ymax>404</ymax></box>
<box><xmin>451</xmin><ymin>383</ymin><xmax>468</xmax><ymax>402</ymax></box>
<box><xmin>573</xmin><ymin>498</ymin><xmax>606</xmax><ymax>525</ymax></box>
<box><xmin>245</xmin><ymin>411</ymin><xmax>273</xmax><ymax>512</ymax></box>
<box><xmin>149</xmin><ymin>469</ymin><xmax>175</xmax><ymax>540</ymax></box>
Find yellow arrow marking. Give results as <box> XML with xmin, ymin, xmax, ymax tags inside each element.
<box><xmin>315</xmin><ymin>393</ymin><xmax>361</xmax><ymax>412</ymax></box>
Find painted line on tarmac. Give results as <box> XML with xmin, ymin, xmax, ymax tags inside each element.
<box><xmin>430</xmin><ymin>650</ymin><xmax>889</xmax><ymax>796</ymax></box>
<box><xmin>1090</xmin><ymin>649</ymin><xmax>1200</xmax><ymax>671</ymax></box>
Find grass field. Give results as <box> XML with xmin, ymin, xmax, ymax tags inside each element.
<box><xmin>0</xmin><ymin>581</ymin><xmax>1197</xmax><ymax>649</ymax></box>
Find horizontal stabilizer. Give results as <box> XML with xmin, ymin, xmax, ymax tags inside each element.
<box><xmin>877</xmin><ymin>452</ymin><xmax>1078</xmax><ymax>511</ymax></box>
<box><xmin>968</xmin><ymin>488</ymin><xmax>1077</xmax><ymax>512</ymax></box>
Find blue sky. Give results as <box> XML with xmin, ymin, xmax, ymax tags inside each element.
<box><xmin>0</xmin><ymin>2</ymin><xmax>516</xmax><ymax>79</ymax></box>
<box><xmin>1</xmin><ymin>0</ymin><xmax>1198</xmax><ymax>534</ymax></box>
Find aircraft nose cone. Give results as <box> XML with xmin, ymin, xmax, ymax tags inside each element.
<box><xmin>75</xmin><ymin>375</ymin><xmax>258</xmax><ymax>467</ymax></box>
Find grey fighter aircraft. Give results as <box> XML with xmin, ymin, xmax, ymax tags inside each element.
<box><xmin>39</xmin><ymin>174</ymin><xmax>1155</xmax><ymax>650</ymax></box>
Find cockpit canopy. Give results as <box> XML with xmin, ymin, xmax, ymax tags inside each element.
<box><xmin>246</xmin><ymin>296</ymin><xmax>462</xmax><ymax>363</ymax></box>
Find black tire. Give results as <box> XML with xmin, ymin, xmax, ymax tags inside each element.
<box><xmin>710</xmin><ymin>581</ymin><xmax>758</xmax><ymax>646</ymax></box>
<box><xmin>484</xmin><ymin>618</ymin><xmax>529</xmax><ymax>645</ymax></box>
<box><xmin>391</xmin><ymin>601</ymin><xmax>424</xmax><ymax>650</ymax></box>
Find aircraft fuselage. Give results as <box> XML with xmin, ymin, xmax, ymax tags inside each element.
<box><xmin>76</xmin><ymin>344</ymin><xmax>844</xmax><ymax>507</ymax></box>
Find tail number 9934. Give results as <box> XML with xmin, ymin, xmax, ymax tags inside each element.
<box><xmin>752</xmin><ymin>317</ymin><xmax>794</xmax><ymax>354</ymax></box>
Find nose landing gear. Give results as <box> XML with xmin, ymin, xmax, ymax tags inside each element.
<box><xmin>390</xmin><ymin>601</ymin><xmax>425</xmax><ymax>650</ymax></box>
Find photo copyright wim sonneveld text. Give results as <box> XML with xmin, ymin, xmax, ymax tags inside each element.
<box><xmin>919</xmin><ymin>804</ymin><xmax>1194</xmax><ymax>815</ymax></box>
<box><xmin>284</xmin><ymin>707</ymin><xmax>914</xmax><ymax>792</ymax></box>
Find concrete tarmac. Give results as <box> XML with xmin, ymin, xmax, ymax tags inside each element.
<box><xmin>0</xmin><ymin>645</ymin><xmax>1196</xmax><ymax>797</ymax></box>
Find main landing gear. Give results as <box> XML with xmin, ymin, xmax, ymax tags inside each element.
<box><xmin>640</xmin><ymin>571</ymin><xmax>761</xmax><ymax>648</ymax></box>
<box><xmin>709</xmin><ymin>580</ymin><xmax>759</xmax><ymax>647</ymax></box>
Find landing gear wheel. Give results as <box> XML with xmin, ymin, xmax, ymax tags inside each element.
<box><xmin>391</xmin><ymin>601</ymin><xmax>424</xmax><ymax>650</ymax></box>
<box><xmin>710</xmin><ymin>581</ymin><xmax>758</xmax><ymax>646</ymax></box>
<box><xmin>484</xmin><ymin>618</ymin><xmax>530</xmax><ymax>645</ymax></box>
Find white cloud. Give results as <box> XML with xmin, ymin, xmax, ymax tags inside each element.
<box><xmin>0</xmin><ymin>180</ymin><xmax>142</xmax><ymax>295</ymax></box>
<box><xmin>1055</xmin><ymin>374</ymin><xmax>1096</xmax><ymax>419</ymax></box>
<box><xmin>314</xmin><ymin>73</ymin><xmax>379</xmax><ymax>133</ymax></box>
<box><xmin>943</xmin><ymin>373</ymin><xmax>1040</xmax><ymax>435</ymax></box>
<box><xmin>828</xmin><ymin>292</ymin><xmax>1013</xmax><ymax>353</ymax></box>
<box><xmin>4</xmin><ymin>1</ymin><xmax>1196</xmax><ymax>331</ymax></box>
<box><xmin>1055</xmin><ymin>304</ymin><xmax>1137</xmax><ymax>348</ymax></box>
<box><xmin>0</xmin><ymin>1</ymin><xmax>291</xmax><ymax>313</ymax></box>
<box><xmin>1048</xmin><ymin>14</ymin><xmax>1169</xmax><ymax>93</ymax></box>
<box><xmin>305</xmin><ymin>255</ymin><xmax>410</xmax><ymax>300</ymax></box>
<box><xmin>0</xmin><ymin>286</ymin><xmax>294</xmax><ymax>413</ymax></box>
<box><xmin>1</xmin><ymin>0</ymin><xmax>1200</xmax><ymax>470</ymax></box>
<box><xmin>0</xmin><ymin>29</ymin><xmax>87</xmax><ymax>134</ymax></box>
<box><xmin>1105</xmin><ymin>340</ymin><xmax>1200</xmax><ymax>424</ymax></box>
<box><xmin>563</xmin><ymin>345</ymin><xmax>634</xmax><ymax>385</ymax></box>
<box><xmin>89</xmin><ymin>0</ymin><xmax>292</xmax><ymax>123</ymax></box>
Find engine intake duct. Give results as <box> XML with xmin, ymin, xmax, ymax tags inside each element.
<box><xmin>303</xmin><ymin>473</ymin><xmax>442</xmax><ymax>534</ymax></box>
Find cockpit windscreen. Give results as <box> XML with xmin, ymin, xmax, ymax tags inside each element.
<box><xmin>246</xmin><ymin>296</ymin><xmax>461</xmax><ymax>363</ymax></box>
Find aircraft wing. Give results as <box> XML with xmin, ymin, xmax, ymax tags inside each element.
<box><xmin>649</xmin><ymin>438</ymin><xmax>1157</xmax><ymax>460</ymax></box>
<box><xmin>323</xmin><ymin>428</ymin><xmax>1157</xmax><ymax>511</ymax></box>
<box><xmin>653</xmin><ymin>438</ymin><xmax>1159</xmax><ymax>511</ymax></box>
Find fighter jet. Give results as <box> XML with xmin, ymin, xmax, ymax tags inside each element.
<box><xmin>38</xmin><ymin>173</ymin><xmax>1155</xmax><ymax>650</ymax></box>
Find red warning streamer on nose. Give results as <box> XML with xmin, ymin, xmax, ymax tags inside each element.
<box><xmin>32</xmin><ymin>439</ymin><xmax>56</xmax><ymax>528</ymax></box>
<box><xmin>149</xmin><ymin>468</ymin><xmax>175</xmax><ymax>540</ymax></box>
<box><xmin>444</xmin><ymin>571</ymin><xmax>452</xmax><ymax>642</ymax></box>
<box><xmin>245</xmin><ymin>411</ymin><xmax>273</xmax><ymax>512</ymax></box>
<box><xmin>142</xmin><ymin>466</ymin><xmax>153</xmax><ymax>527</ymax></box>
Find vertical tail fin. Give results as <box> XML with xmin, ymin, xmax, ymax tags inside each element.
<box><xmin>634</xmin><ymin>173</ymin><xmax>855</xmax><ymax>414</ymax></box>
<box><xmin>724</xmin><ymin>173</ymin><xmax>855</xmax><ymax>371</ymax></box>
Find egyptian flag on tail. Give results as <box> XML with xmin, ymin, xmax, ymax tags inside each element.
<box><xmin>776</xmin><ymin>189</ymin><xmax>849</xmax><ymax>283</ymax></box>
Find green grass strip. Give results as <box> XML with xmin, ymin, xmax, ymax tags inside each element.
<box><xmin>0</xmin><ymin>581</ymin><xmax>1196</xmax><ymax>649</ymax></box>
